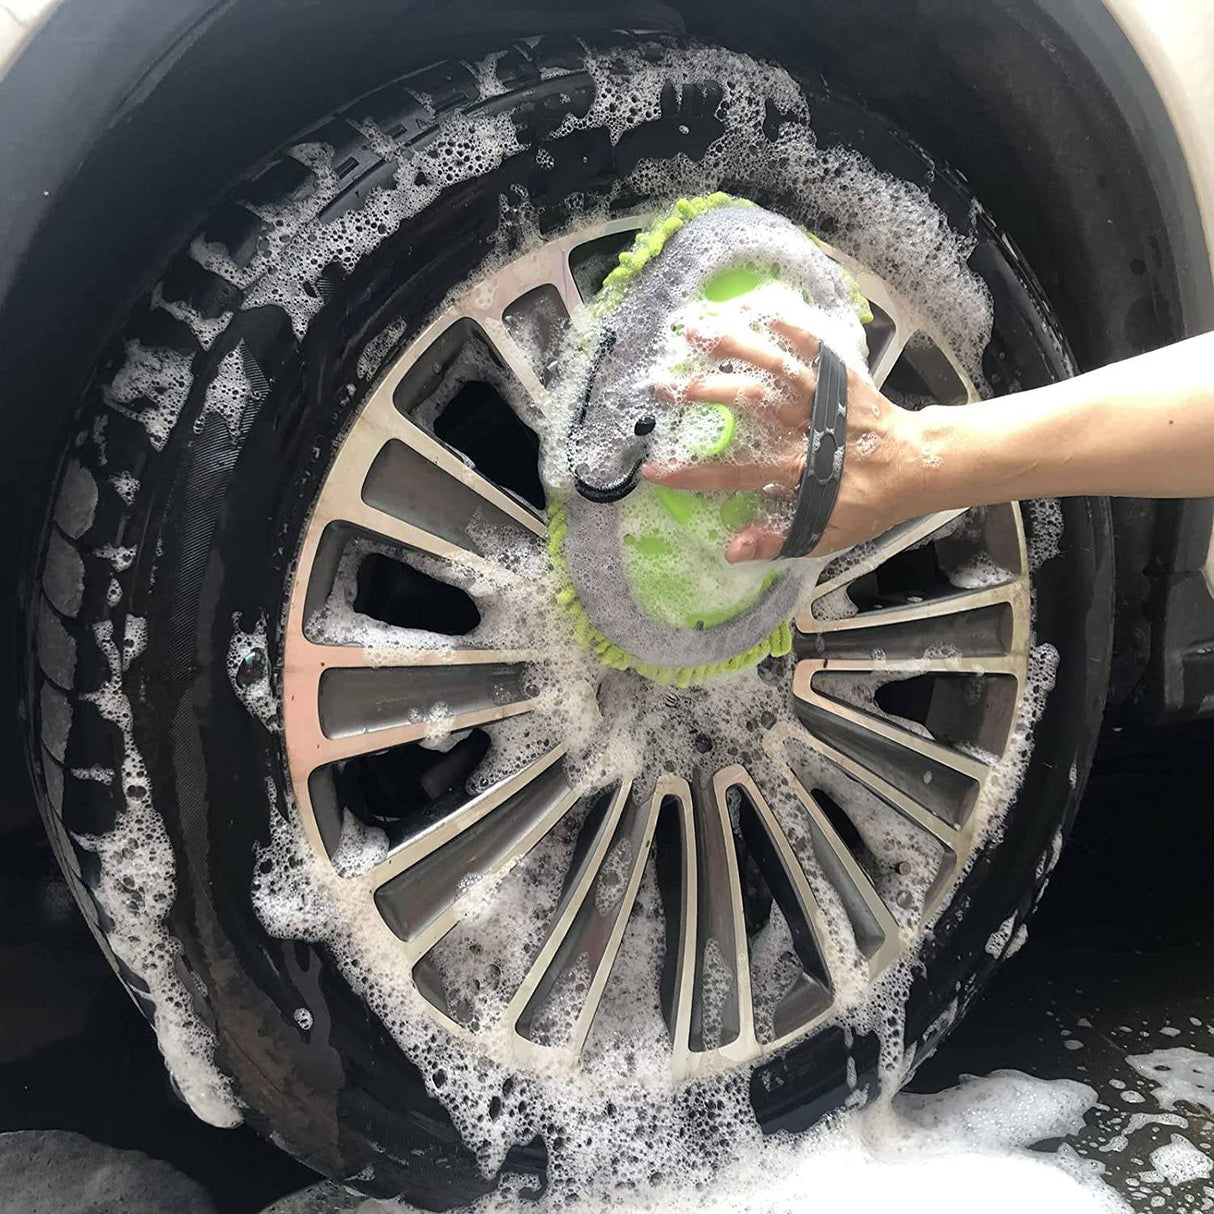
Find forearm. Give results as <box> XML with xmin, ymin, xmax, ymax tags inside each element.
<box><xmin>908</xmin><ymin>332</ymin><xmax>1214</xmax><ymax>511</ymax></box>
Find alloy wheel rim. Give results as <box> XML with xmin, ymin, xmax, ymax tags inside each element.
<box><xmin>281</xmin><ymin>215</ymin><xmax>1032</xmax><ymax>1083</ymax></box>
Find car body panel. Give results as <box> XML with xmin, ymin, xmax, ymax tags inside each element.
<box><xmin>0</xmin><ymin>0</ymin><xmax>56</xmax><ymax>75</ymax></box>
<box><xmin>1107</xmin><ymin>0</ymin><xmax>1214</xmax><ymax>295</ymax></box>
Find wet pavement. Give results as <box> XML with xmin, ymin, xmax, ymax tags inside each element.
<box><xmin>1</xmin><ymin>721</ymin><xmax>1210</xmax><ymax>1212</ymax></box>
<box><xmin>912</xmin><ymin>720</ymin><xmax>1214</xmax><ymax>1209</ymax></box>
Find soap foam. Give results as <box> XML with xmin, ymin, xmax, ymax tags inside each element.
<box><xmin>1148</xmin><ymin>1134</ymin><xmax>1212</xmax><ymax>1186</ymax></box>
<box><xmin>72</xmin><ymin>620</ymin><xmax>240</xmax><ymax>1127</ymax></box>
<box><xmin>0</xmin><ymin>1130</ymin><xmax>217</xmax><ymax>1214</ymax></box>
<box><xmin>1097</xmin><ymin>1111</ymin><xmax>1188</xmax><ymax>1155</ymax></box>
<box><xmin>226</xmin><ymin>613</ymin><xmax>279</xmax><ymax>731</ymax></box>
<box><xmin>104</xmin><ymin>341</ymin><xmax>194</xmax><ymax>451</ymax></box>
<box><xmin>328</xmin><ymin>1071</ymin><xmax>1127</xmax><ymax>1214</ymax></box>
<box><xmin>1127</xmin><ymin>1048</ymin><xmax>1214</xmax><ymax>1113</ymax></box>
<box><xmin>986</xmin><ymin>914</ymin><xmax>1017</xmax><ymax>958</ymax></box>
<box><xmin>109</xmin><ymin>471</ymin><xmax>139</xmax><ymax>506</ymax></box>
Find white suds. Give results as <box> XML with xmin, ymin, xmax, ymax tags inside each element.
<box><xmin>152</xmin><ymin>282</ymin><xmax>232</xmax><ymax>350</ymax></box>
<box><xmin>200</xmin><ymin>345</ymin><xmax>258</xmax><ymax>436</ymax></box>
<box><xmin>1148</xmin><ymin>1134</ymin><xmax>1212</xmax><ymax>1185</ymax></box>
<box><xmin>1027</xmin><ymin>499</ymin><xmax>1064</xmax><ymax>571</ymax></box>
<box><xmin>341</xmin><ymin>1071</ymin><xmax>1127</xmax><ymax>1213</ymax></box>
<box><xmin>986</xmin><ymin>915</ymin><xmax>1016</xmax><ymax>957</ymax></box>
<box><xmin>104</xmin><ymin>342</ymin><xmax>194</xmax><ymax>451</ymax></box>
<box><xmin>109</xmin><ymin>472</ymin><xmax>140</xmax><ymax>506</ymax></box>
<box><xmin>226</xmin><ymin>614</ymin><xmax>279</xmax><ymax>731</ymax></box>
<box><xmin>95</xmin><ymin>543</ymin><xmax>136</xmax><ymax>572</ymax></box>
<box><xmin>1127</xmin><ymin>1048</ymin><xmax>1214</xmax><ymax>1113</ymax></box>
<box><xmin>73</xmin><ymin>621</ymin><xmax>239</xmax><ymax>1127</ymax></box>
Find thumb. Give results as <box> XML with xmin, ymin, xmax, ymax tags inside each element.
<box><xmin>725</xmin><ymin>525</ymin><xmax>786</xmax><ymax>564</ymax></box>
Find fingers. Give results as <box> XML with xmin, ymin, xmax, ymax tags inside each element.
<box><xmin>768</xmin><ymin>318</ymin><xmax>822</xmax><ymax>364</ymax></box>
<box><xmin>640</xmin><ymin>314</ymin><xmax>837</xmax><ymax>564</ymax></box>
<box><xmin>642</xmin><ymin>450</ymin><xmax>803</xmax><ymax>492</ymax></box>
<box><xmin>660</xmin><ymin>366</ymin><xmax>820</xmax><ymax>424</ymax></box>
<box><xmin>725</xmin><ymin>525</ymin><xmax>786</xmax><ymax>563</ymax></box>
<box><xmin>688</xmin><ymin>326</ymin><xmax>817</xmax><ymax>397</ymax></box>
<box><xmin>656</xmin><ymin>372</ymin><xmax>810</xmax><ymax>431</ymax></box>
<box><xmin>654</xmin><ymin>373</ymin><xmax>769</xmax><ymax>409</ymax></box>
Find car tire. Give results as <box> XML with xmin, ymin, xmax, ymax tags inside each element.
<box><xmin>27</xmin><ymin>32</ymin><xmax>1113</xmax><ymax>1204</ymax></box>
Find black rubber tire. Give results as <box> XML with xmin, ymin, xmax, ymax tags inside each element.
<box><xmin>26</xmin><ymin>32</ymin><xmax>1113</xmax><ymax>1205</ymax></box>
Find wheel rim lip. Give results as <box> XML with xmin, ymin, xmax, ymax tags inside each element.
<box><xmin>278</xmin><ymin>211</ymin><xmax>1034</xmax><ymax>1084</ymax></box>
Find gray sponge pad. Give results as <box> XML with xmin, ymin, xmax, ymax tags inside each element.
<box><xmin>556</xmin><ymin>199</ymin><xmax>869</xmax><ymax>672</ymax></box>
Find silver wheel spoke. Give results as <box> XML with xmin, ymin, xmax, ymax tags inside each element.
<box><xmin>285</xmin><ymin>636</ymin><xmax>538</xmax><ymax>772</ymax></box>
<box><xmin>473</xmin><ymin>316</ymin><xmax>553</xmax><ymax>415</ymax></box>
<box><xmin>658</xmin><ymin>775</ymin><xmax>762</xmax><ymax>1079</ymax></box>
<box><xmin>792</xmin><ymin>668</ymin><xmax>983</xmax><ymax>838</ymax></box>
<box><xmin>374</xmin><ymin>409</ymin><xmax>546</xmax><ymax>539</ymax></box>
<box><xmin>818</xmin><ymin>736</ymin><xmax>959</xmax><ymax>851</ymax></box>
<box><xmin>301</xmin><ymin>367</ymin><xmax>546</xmax><ymax>595</ymax></box>
<box><xmin>713</xmin><ymin>766</ymin><xmax>837</xmax><ymax>1049</ymax></box>
<box><xmin>292</xmin><ymin>641</ymin><xmax>541</xmax><ymax>673</ymax></box>
<box><xmin>508</xmin><ymin>780</ymin><xmax>658</xmax><ymax>1058</ymax></box>
<box><xmin>803</xmin><ymin>580</ymin><xmax>1020</xmax><ymax>638</ymax></box>
<box><xmin>812</xmin><ymin>240</ymin><xmax>978</xmax><ymax>401</ymax></box>
<box><xmin>313</xmin><ymin>661</ymin><xmax>535</xmax><ymax>767</ymax></box>
<box><xmin>868</xmin><ymin>309</ymin><xmax>915</xmax><ymax>390</ymax></box>
<box><xmin>673</xmin><ymin>769</ymin><xmax>755</xmax><ymax>1074</ymax></box>
<box><xmin>800</xmin><ymin>652</ymin><xmax>1018</xmax><ymax>678</ymax></box>
<box><xmin>792</xmin><ymin>673</ymin><xmax>990</xmax><ymax>781</ymax></box>
<box><xmin>774</xmin><ymin>757</ymin><xmax>902</xmax><ymax>975</ymax></box>
<box><xmin>451</xmin><ymin>234</ymin><xmax>591</xmax><ymax>413</ymax></box>
<box><xmin>796</xmin><ymin>574</ymin><xmax>1028</xmax><ymax>678</ymax></box>
<box><xmin>656</xmin><ymin>778</ymin><xmax>699</xmax><ymax>1074</ymax></box>
<box><xmin>798</xmin><ymin>728</ymin><xmax>960</xmax><ymax>868</ymax></box>
<box><xmin>318</xmin><ymin>496</ymin><xmax>494</xmax><ymax>569</ymax></box>
<box><xmin>797</xmin><ymin>510</ymin><xmax>971</xmax><ymax>630</ymax></box>
<box><xmin>342</xmin><ymin>394</ymin><xmax>543</xmax><ymax>547</ymax></box>
<box><xmin>367</xmin><ymin>747</ymin><xmax>580</xmax><ymax>959</ymax></box>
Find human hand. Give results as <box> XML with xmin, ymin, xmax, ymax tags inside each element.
<box><xmin>641</xmin><ymin>317</ymin><xmax>929</xmax><ymax>561</ymax></box>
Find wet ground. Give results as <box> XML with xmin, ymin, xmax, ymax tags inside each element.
<box><xmin>913</xmin><ymin>720</ymin><xmax>1214</xmax><ymax>1208</ymax></box>
<box><xmin>1</xmin><ymin>720</ymin><xmax>1210</xmax><ymax>1212</ymax></box>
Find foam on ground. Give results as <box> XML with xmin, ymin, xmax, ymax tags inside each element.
<box><xmin>1127</xmin><ymin>1048</ymin><xmax>1214</xmax><ymax>1113</ymax></box>
<box><xmin>0</xmin><ymin>1129</ymin><xmax>217</xmax><ymax>1214</ymax></box>
<box><xmin>323</xmin><ymin>1071</ymin><xmax>1128</xmax><ymax>1213</ymax></box>
<box><xmin>1148</xmin><ymin>1134</ymin><xmax>1213</xmax><ymax>1185</ymax></box>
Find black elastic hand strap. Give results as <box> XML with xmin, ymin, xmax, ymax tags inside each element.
<box><xmin>779</xmin><ymin>342</ymin><xmax>848</xmax><ymax>558</ymax></box>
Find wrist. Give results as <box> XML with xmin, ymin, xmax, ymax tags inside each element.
<box><xmin>903</xmin><ymin>403</ymin><xmax>978</xmax><ymax>513</ymax></box>
<box><xmin>883</xmin><ymin>403</ymin><xmax>963</xmax><ymax>518</ymax></box>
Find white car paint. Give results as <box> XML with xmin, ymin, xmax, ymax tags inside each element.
<box><xmin>0</xmin><ymin>0</ymin><xmax>55</xmax><ymax>76</ymax></box>
<box><xmin>1096</xmin><ymin>3</ymin><xmax>1214</xmax><ymax>595</ymax></box>
<box><xmin>1105</xmin><ymin>0</ymin><xmax>1214</xmax><ymax>291</ymax></box>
